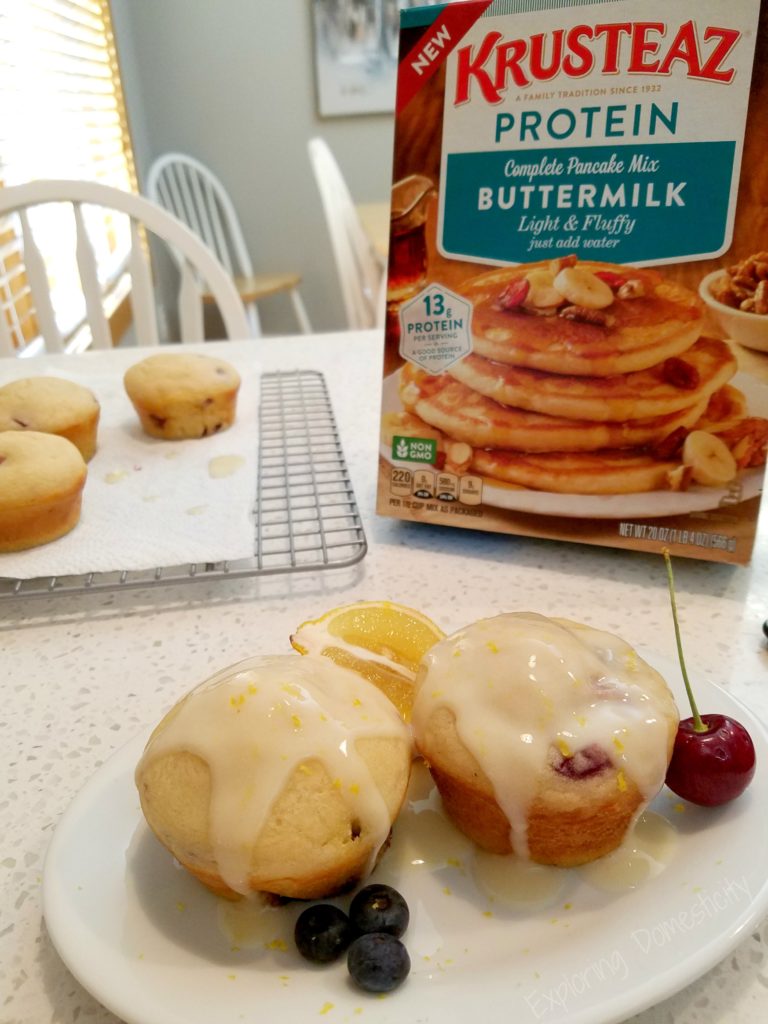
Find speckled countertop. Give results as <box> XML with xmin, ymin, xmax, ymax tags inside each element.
<box><xmin>2</xmin><ymin>331</ymin><xmax>768</xmax><ymax>1024</ymax></box>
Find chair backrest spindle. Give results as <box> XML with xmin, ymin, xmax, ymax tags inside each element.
<box><xmin>178</xmin><ymin>261</ymin><xmax>205</xmax><ymax>341</ymax></box>
<box><xmin>128</xmin><ymin>218</ymin><xmax>160</xmax><ymax>347</ymax></box>
<box><xmin>203</xmin><ymin>179</ymin><xmax>233</xmax><ymax>275</ymax></box>
<box><xmin>18</xmin><ymin>208</ymin><xmax>64</xmax><ymax>352</ymax></box>
<box><xmin>73</xmin><ymin>202</ymin><xmax>112</xmax><ymax>350</ymax></box>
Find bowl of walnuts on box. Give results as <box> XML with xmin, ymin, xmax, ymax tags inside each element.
<box><xmin>700</xmin><ymin>252</ymin><xmax>768</xmax><ymax>353</ymax></box>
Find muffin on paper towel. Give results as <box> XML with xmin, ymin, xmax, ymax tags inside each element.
<box><xmin>0</xmin><ymin>431</ymin><xmax>87</xmax><ymax>552</ymax></box>
<box><xmin>0</xmin><ymin>376</ymin><xmax>100</xmax><ymax>461</ymax></box>
<box><xmin>123</xmin><ymin>352</ymin><xmax>240</xmax><ymax>440</ymax></box>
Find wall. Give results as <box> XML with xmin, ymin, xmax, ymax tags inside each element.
<box><xmin>110</xmin><ymin>0</ymin><xmax>395</xmax><ymax>335</ymax></box>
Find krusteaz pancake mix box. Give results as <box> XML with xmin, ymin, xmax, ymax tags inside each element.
<box><xmin>376</xmin><ymin>0</ymin><xmax>768</xmax><ymax>563</ymax></box>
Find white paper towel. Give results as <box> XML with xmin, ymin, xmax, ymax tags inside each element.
<box><xmin>0</xmin><ymin>347</ymin><xmax>260</xmax><ymax>578</ymax></box>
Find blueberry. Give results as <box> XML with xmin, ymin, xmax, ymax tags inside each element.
<box><xmin>349</xmin><ymin>884</ymin><xmax>409</xmax><ymax>937</ymax></box>
<box><xmin>294</xmin><ymin>904</ymin><xmax>354</xmax><ymax>964</ymax></box>
<box><xmin>347</xmin><ymin>932</ymin><xmax>411</xmax><ymax>993</ymax></box>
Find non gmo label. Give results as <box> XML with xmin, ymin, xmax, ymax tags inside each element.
<box><xmin>399</xmin><ymin>284</ymin><xmax>472</xmax><ymax>372</ymax></box>
<box><xmin>392</xmin><ymin>435</ymin><xmax>438</xmax><ymax>463</ymax></box>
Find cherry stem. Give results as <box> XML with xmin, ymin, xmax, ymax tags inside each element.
<box><xmin>663</xmin><ymin>550</ymin><xmax>706</xmax><ymax>733</ymax></box>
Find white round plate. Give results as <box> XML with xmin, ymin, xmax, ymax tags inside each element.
<box><xmin>380</xmin><ymin>371</ymin><xmax>766</xmax><ymax>519</ymax></box>
<box><xmin>44</xmin><ymin>651</ymin><xmax>768</xmax><ymax>1024</ymax></box>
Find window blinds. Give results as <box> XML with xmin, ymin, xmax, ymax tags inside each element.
<box><xmin>0</xmin><ymin>0</ymin><xmax>137</xmax><ymax>352</ymax></box>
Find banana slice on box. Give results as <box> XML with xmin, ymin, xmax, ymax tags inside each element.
<box><xmin>682</xmin><ymin>430</ymin><xmax>738</xmax><ymax>486</ymax></box>
<box><xmin>523</xmin><ymin>268</ymin><xmax>564</xmax><ymax>310</ymax></box>
<box><xmin>554</xmin><ymin>266</ymin><xmax>615</xmax><ymax>310</ymax></box>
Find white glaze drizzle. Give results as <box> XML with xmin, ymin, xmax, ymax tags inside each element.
<box><xmin>136</xmin><ymin>654</ymin><xmax>410</xmax><ymax>895</ymax></box>
<box><xmin>412</xmin><ymin>613</ymin><xmax>678</xmax><ymax>859</ymax></box>
<box><xmin>294</xmin><ymin>621</ymin><xmax>410</xmax><ymax>676</ymax></box>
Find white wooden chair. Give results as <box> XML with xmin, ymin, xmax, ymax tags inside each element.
<box><xmin>146</xmin><ymin>153</ymin><xmax>311</xmax><ymax>337</ymax></box>
<box><xmin>0</xmin><ymin>179</ymin><xmax>250</xmax><ymax>357</ymax></box>
<box><xmin>308</xmin><ymin>137</ymin><xmax>385</xmax><ymax>331</ymax></box>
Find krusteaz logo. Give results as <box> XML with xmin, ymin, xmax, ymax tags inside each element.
<box><xmin>392</xmin><ymin>435</ymin><xmax>437</xmax><ymax>464</ymax></box>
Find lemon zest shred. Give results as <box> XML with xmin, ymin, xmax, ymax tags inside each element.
<box><xmin>556</xmin><ymin>738</ymin><xmax>571</xmax><ymax>758</ymax></box>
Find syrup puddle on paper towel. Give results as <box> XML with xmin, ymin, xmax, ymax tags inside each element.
<box><xmin>215</xmin><ymin>760</ymin><xmax>680</xmax><ymax>955</ymax></box>
<box><xmin>105</xmin><ymin>455</ymin><xmax>244</xmax><ymax>487</ymax></box>
<box><xmin>208</xmin><ymin>455</ymin><xmax>245</xmax><ymax>479</ymax></box>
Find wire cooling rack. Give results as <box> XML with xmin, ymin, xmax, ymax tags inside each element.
<box><xmin>0</xmin><ymin>370</ymin><xmax>367</xmax><ymax>599</ymax></box>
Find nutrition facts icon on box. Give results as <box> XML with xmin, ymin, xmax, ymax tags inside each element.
<box><xmin>412</xmin><ymin>469</ymin><xmax>435</xmax><ymax>499</ymax></box>
<box><xmin>389</xmin><ymin>467</ymin><xmax>412</xmax><ymax>497</ymax></box>
<box><xmin>399</xmin><ymin>284</ymin><xmax>472</xmax><ymax>374</ymax></box>
<box><xmin>459</xmin><ymin>475</ymin><xmax>483</xmax><ymax>506</ymax></box>
<box><xmin>436</xmin><ymin>472</ymin><xmax>459</xmax><ymax>502</ymax></box>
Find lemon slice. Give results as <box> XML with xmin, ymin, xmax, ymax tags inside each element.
<box><xmin>291</xmin><ymin>601</ymin><xmax>445</xmax><ymax>720</ymax></box>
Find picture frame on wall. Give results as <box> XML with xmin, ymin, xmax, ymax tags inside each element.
<box><xmin>312</xmin><ymin>0</ymin><xmax>420</xmax><ymax>116</ymax></box>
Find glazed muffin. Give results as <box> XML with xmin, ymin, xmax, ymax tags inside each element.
<box><xmin>123</xmin><ymin>352</ymin><xmax>241</xmax><ymax>440</ymax></box>
<box><xmin>0</xmin><ymin>431</ymin><xmax>87</xmax><ymax>552</ymax></box>
<box><xmin>0</xmin><ymin>376</ymin><xmax>100</xmax><ymax>460</ymax></box>
<box><xmin>411</xmin><ymin>613</ymin><xmax>678</xmax><ymax>867</ymax></box>
<box><xmin>135</xmin><ymin>654</ymin><xmax>412</xmax><ymax>900</ymax></box>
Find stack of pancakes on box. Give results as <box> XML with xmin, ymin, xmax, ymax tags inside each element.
<box><xmin>398</xmin><ymin>258</ymin><xmax>759</xmax><ymax>494</ymax></box>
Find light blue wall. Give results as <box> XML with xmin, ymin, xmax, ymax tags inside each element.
<box><xmin>110</xmin><ymin>0</ymin><xmax>395</xmax><ymax>335</ymax></box>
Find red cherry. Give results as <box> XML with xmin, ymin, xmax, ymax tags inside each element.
<box><xmin>665</xmin><ymin>714</ymin><xmax>756</xmax><ymax>806</ymax></box>
<box><xmin>662</xmin><ymin>551</ymin><xmax>756</xmax><ymax>807</ymax></box>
